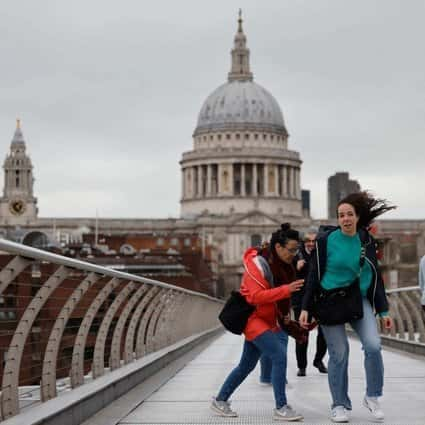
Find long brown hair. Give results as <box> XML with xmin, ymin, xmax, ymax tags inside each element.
<box><xmin>337</xmin><ymin>191</ymin><xmax>396</xmax><ymax>229</ymax></box>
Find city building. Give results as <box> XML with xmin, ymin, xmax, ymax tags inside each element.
<box><xmin>328</xmin><ymin>172</ymin><xmax>361</xmax><ymax>219</ymax></box>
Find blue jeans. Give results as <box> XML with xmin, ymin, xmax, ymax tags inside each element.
<box><xmin>321</xmin><ymin>297</ymin><xmax>384</xmax><ymax>410</ymax></box>
<box><xmin>217</xmin><ymin>330</ymin><xmax>289</xmax><ymax>408</ymax></box>
<box><xmin>259</xmin><ymin>331</ymin><xmax>289</xmax><ymax>383</ymax></box>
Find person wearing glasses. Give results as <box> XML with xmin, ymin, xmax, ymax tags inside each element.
<box><xmin>257</xmin><ymin>224</ymin><xmax>303</xmax><ymax>387</ymax></box>
<box><xmin>299</xmin><ymin>192</ymin><xmax>394</xmax><ymax>423</ymax></box>
<box><xmin>292</xmin><ymin>230</ymin><xmax>328</xmax><ymax>377</ymax></box>
<box><xmin>211</xmin><ymin>223</ymin><xmax>305</xmax><ymax>421</ymax></box>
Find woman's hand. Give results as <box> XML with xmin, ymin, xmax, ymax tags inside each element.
<box><xmin>296</xmin><ymin>259</ymin><xmax>306</xmax><ymax>271</ymax></box>
<box><xmin>299</xmin><ymin>309</ymin><xmax>309</xmax><ymax>328</ymax></box>
<box><xmin>381</xmin><ymin>316</ymin><xmax>393</xmax><ymax>330</ymax></box>
<box><xmin>288</xmin><ymin>279</ymin><xmax>304</xmax><ymax>293</ymax></box>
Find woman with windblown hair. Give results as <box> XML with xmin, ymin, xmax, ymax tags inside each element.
<box><xmin>211</xmin><ymin>224</ymin><xmax>304</xmax><ymax>421</ymax></box>
<box><xmin>300</xmin><ymin>192</ymin><xmax>395</xmax><ymax>423</ymax></box>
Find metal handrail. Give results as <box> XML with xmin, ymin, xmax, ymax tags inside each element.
<box><xmin>0</xmin><ymin>238</ymin><xmax>223</xmax><ymax>421</ymax></box>
<box><xmin>0</xmin><ymin>238</ymin><xmax>219</xmax><ymax>301</ymax></box>
<box><xmin>382</xmin><ymin>286</ymin><xmax>425</xmax><ymax>346</ymax></box>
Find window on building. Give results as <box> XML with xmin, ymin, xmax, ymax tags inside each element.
<box><xmin>170</xmin><ymin>237</ymin><xmax>178</xmax><ymax>246</ymax></box>
<box><xmin>183</xmin><ymin>237</ymin><xmax>191</xmax><ymax>247</ymax></box>
<box><xmin>157</xmin><ymin>237</ymin><xmax>164</xmax><ymax>246</ymax></box>
<box><xmin>251</xmin><ymin>234</ymin><xmax>262</xmax><ymax>247</ymax></box>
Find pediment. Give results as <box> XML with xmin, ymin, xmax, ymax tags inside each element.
<box><xmin>232</xmin><ymin>211</ymin><xmax>280</xmax><ymax>226</ymax></box>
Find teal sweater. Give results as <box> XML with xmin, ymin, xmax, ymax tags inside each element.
<box><xmin>321</xmin><ymin>229</ymin><xmax>372</xmax><ymax>296</ymax></box>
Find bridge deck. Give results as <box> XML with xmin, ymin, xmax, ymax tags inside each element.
<box><xmin>85</xmin><ymin>331</ymin><xmax>425</xmax><ymax>425</ymax></box>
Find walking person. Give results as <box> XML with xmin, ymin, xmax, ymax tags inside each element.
<box><xmin>256</xmin><ymin>225</ymin><xmax>303</xmax><ymax>386</ymax></box>
<box><xmin>292</xmin><ymin>230</ymin><xmax>327</xmax><ymax>377</ymax></box>
<box><xmin>299</xmin><ymin>192</ymin><xmax>395</xmax><ymax>423</ymax></box>
<box><xmin>211</xmin><ymin>224</ymin><xmax>305</xmax><ymax>421</ymax></box>
<box><xmin>419</xmin><ymin>254</ymin><xmax>425</xmax><ymax>312</ymax></box>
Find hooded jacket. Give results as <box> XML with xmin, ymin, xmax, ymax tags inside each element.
<box><xmin>240</xmin><ymin>247</ymin><xmax>292</xmax><ymax>341</ymax></box>
<box><xmin>301</xmin><ymin>226</ymin><xmax>389</xmax><ymax>316</ymax></box>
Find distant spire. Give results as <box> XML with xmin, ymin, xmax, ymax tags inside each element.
<box><xmin>228</xmin><ymin>10</ymin><xmax>253</xmax><ymax>82</ymax></box>
<box><xmin>11</xmin><ymin>118</ymin><xmax>26</xmax><ymax>148</ymax></box>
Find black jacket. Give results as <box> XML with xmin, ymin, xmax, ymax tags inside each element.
<box><xmin>301</xmin><ymin>226</ymin><xmax>389</xmax><ymax>316</ymax></box>
<box><xmin>291</xmin><ymin>244</ymin><xmax>313</xmax><ymax>308</ymax></box>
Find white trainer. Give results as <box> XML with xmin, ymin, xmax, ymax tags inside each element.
<box><xmin>363</xmin><ymin>396</ymin><xmax>385</xmax><ymax>422</ymax></box>
<box><xmin>330</xmin><ymin>405</ymin><xmax>349</xmax><ymax>423</ymax></box>
<box><xmin>273</xmin><ymin>405</ymin><xmax>303</xmax><ymax>421</ymax></box>
<box><xmin>210</xmin><ymin>397</ymin><xmax>238</xmax><ymax>417</ymax></box>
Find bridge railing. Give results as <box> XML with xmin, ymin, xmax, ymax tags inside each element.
<box><xmin>379</xmin><ymin>286</ymin><xmax>425</xmax><ymax>354</ymax></box>
<box><xmin>0</xmin><ymin>239</ymin><xmax>223</xmax><ymax>421</ymax></box>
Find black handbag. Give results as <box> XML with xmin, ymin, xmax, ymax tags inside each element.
<box><xmin>218</xmin><ymin>291</ymin><xmax>255</xmax><ymax>335</ymax></box>
<box><xmin>313</xmin><ymin>245</ymin><xmax>365</xmax><ymax>326</ymax></box>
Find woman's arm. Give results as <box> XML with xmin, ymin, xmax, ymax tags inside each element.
<box><xmin>242</xmin><ymin>277</ymin><xmax>304</xmax><ymax>305</ymax></box>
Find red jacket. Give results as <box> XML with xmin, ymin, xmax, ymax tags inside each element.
<box><xmin>240</xmin><ymin>248</ymin><xmax>291</xmax><ymax>341</ymax></box>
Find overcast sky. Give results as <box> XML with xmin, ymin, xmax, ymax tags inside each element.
<box><xmin>1</xmin><ymin>0</ymin><xmax>424</xmax><ymax>220</ymax></box>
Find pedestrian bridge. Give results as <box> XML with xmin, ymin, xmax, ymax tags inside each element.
<box><xmin>0</xmin><ymin>239</ymin><xmax>423</xmax><ymax>425</ymax></box>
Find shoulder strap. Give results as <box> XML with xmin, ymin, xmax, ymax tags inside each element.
<box><xmin>358</xmin><ymin>242</ymin><xmax>366</xmax><ymax>277</ymax></box>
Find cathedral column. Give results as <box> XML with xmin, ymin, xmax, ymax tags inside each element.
<box><xmin>190</xmin><ymin>167</ymin><xmax>195</xmax><ymax>198</ymax></box>
<box><xmin>263</xmin><ymin>164</ymin><xmax>268</xmax><ymax>196</ymax></box>
<box><xmin>241</xmin><ymin>163</ymin><xmax>246</xmax><ymax>196</ymax></box>
<box><xmin>282</xmin><ymin>166</ymin><xmax>288</xmax><ymax>197</ymax></box>
<box><xmin>197</xmin><ymin>166</ymin><xmax>203</xmax><ymax>197</ymax></box>
<box><xmin>291</xmin><ymin>167</ymin><xmax>296</xmax><ymax>198</ymax></box>
<box><xmin>181</xmin><ymin>169</ymin><xmax>185</xmax><ymax>199</ymax></box>
<box><xmin>252</xmin><ymin>163</ymin><xmax>258</xmax><ymax>196</ymax></box>
<box><xmin>295</xmin><ymin>168</ymin><xmax>301</xmax><ymax>199</ymax></box>
<box><xmin>206</xmin><ymin>164</ymin><xmax>212</xmax><ymax>196</ymax></box>
<box><xmin>274</xmin><ymin>165</ymin><xmax>279</xmax><ymax>196</ymax></box>
<box><xmin>287</xmin><ymin>166</ymin><xmax>292</xmax><ymax>198</ymax></box>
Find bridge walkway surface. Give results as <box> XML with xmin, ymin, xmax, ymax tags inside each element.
<box><xmin>83</xmin><ymin>331</ymin><xmax>425</xmax><ymax>425</ymax></box>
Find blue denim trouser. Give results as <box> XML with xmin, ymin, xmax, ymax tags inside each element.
<box><xmin>259</xmin><ymin>331</ymin><xmax>289</xmax><ymax>383</ymax></box>
<box><xmin>321</xmin><ymin>297</ymin><xmax>384</xmax><ymax>410</ymax></box>
<box><xmin>217</xmin><ymin>330</ymin><xmax>288</xmax><ymax>408</ymax></box>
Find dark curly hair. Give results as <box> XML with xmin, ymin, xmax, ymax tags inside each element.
<box><xmin>270</xmin><ymin>223</ymin><xmax>299</xmax><ymax>253</ymax></box>
<box><xmin>337</xmin><ymin>191</ymin><xmax>396</xmax><ymax>229</ymax></box>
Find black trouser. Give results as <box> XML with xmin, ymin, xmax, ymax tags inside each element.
<box><xmin>293</xmin><ymin>306</ymin><xmax>327</xmax><ymax>370</ymax></box>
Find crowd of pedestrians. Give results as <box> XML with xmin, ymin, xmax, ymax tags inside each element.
<box><xmin>211</xmin><ymin>191</ymin><xmax>403</xmax><ymax>423</ymax></box>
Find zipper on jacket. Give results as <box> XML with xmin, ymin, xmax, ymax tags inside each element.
<box><xmin>365</xmin><ymin>256</ymin><xmax>378</xmax><ymax>312</ymax></box>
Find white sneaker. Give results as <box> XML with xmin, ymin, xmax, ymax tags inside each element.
<box><xmin>363</xmin><ymin>396</ymin><xmax>384</xmax><ymax>422</ymax></box>
<box><xmin>210</xmin><ymin>397</ymin><xmax>238</xmax><ymax>417</ymax></box>
<box><xmin>330</xmin><ymin>405</ymin><xmax>349</xmax><ymax>423</ymax></box>
<box><xmin>273</xmin><ymin>404</ymin><xmax>303</xmax><ymax>421</ymax></box>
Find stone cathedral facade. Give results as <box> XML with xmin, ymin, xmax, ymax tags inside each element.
<box><xmin>181</xmin><ymin>13</ymin><xmax>302</xmax><ymax>218</ymax></box>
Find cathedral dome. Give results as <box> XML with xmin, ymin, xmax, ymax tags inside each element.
<box><xmin>194</xmin><ymin>80</ymin><xmax>286</xmax><ymax>134</ymax></box>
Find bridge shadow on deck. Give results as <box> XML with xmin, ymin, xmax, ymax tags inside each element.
<box><xmin>84</xmin><ymin>331</ymin><xmax>425</xmax><ymax>425</ymax></box>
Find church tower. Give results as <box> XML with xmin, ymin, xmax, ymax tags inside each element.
<box><xmin>0</xmin><ymin>119</ymin><xmax>38</xmax><ymax>225</ymax></box>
